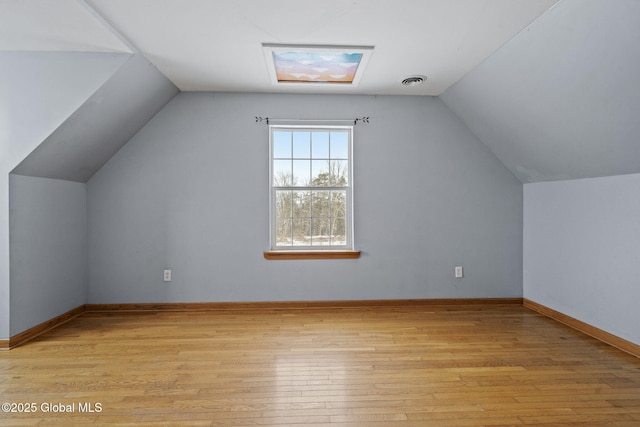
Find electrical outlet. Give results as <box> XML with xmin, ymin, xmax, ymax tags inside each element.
<box><xmin>163</xmin><ymin>269</ymin><xmax>172</xmax><ymax>282</ymax></box>
<box><xmin>455</xmin><ymin>266</ymin><xmax>464</xmax><ymax>278</ymax></box>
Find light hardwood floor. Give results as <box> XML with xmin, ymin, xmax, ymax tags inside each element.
<box><xmin>1</xmin><ymin>304</ymin><xmax>639</xmax><ymax>426</ymax></box>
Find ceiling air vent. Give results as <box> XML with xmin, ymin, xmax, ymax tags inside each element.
<box><xmin>401</xmin><ymin>75</ymin><xmax>427</xmax><ymax>86</ymax></box>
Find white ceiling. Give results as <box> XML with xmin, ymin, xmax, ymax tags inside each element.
<box><xmin>0</xmin><ymin>0</ymin><xmax>130</xmax><ymax>52</ymax></box>
<box><xmin>1</xmin><ymin>0</ymin><xmax>558</xmax><ymax>96</ymax></box>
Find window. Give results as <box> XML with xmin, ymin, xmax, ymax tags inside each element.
<box><xmin>269</xmin><ymin>126</ymin><xmax>354</xmax><ymax>253</ymax></box>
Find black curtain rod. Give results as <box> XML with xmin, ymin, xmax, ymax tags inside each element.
<box><xmin>255</xmin><ymin>117</ymin><xmax>370</xmax><ymax>125</ymax></box>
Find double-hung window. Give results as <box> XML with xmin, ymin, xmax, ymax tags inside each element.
<box><xmin>269</xmin><ymin>126</ymin><xmax>354</xmax><ymax>252</ymax></box>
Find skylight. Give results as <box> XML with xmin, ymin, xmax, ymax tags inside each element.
<box><xmin>263</xmin><ymin>44</ymin><xmax>373</xmax><ymax>86</ymax></box>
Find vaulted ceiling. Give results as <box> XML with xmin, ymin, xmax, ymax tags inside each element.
<box><xmin>2</xmin><ymin>0</ymin><xmax>639</xmax><ymax>183</ymax></box>
<box><xmin>1</xmin><ymin>0</ymin><xmax>558</xmax><ymax>96</ymax></box>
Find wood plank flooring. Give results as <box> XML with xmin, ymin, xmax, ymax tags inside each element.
<box><xmin>1</xmin><ymin>304</ymin><xmax>639</xmax><ymax>426</ymax></box>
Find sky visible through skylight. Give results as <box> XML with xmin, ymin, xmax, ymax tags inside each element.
<box><xmin>272</xmin><ymin>51</ymin><xmax>363</xmax><ymax>83</ymax></box>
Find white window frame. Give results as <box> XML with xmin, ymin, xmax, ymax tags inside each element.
<box><xmin>269</xmin><ymin>125</ymin><xmax>354</xmax><ymax>251</ymax></box>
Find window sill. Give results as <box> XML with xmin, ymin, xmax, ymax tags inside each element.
<box><xmin>263</xmin><ymin>250</ymin><xmax>361</xmax><ymax>260</ymax></box>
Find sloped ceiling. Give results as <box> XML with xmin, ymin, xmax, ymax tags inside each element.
<box><xmin>11</xmin><ymin>55</ymin><xmax>179</xmax><ymax>182</ymax></box>
<box><xmin>0</xmin><ymin>51</ymin><xmax>130</xmax><ymax>168</ymax></box>
<box><xmin>2</xmin><ymin>0</ymin><xmax>639</xmax><ymax>183</ymax></box>
<box><xmin>441</xmin><ymin>0</ymin><xmax>640</xmax><ymax>183</ymax></box>
<box><xmin>2</xmin><ymin>0</ymin><xmax>179</xmax><ymax>182</ymax></box>
<box><xmin>0</xmin><ymin>0</ymin><xmax>130</xmax><ymax>52</ymax></box>
<box><xmin>2</xmin><ymin>0</ymin><xmax>558</xmax><ymax>96</ymax></box>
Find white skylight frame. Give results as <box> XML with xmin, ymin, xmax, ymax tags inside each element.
<box><xmin>262</xmin><ymin>43</ymin><xmax>374</xmax><ymax>87</ymax></box>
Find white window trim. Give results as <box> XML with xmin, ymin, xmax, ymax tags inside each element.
<box><xmin>268</xmin><ymin>124</ymin><xmax>355</xmax><ymax>252</ymax></box>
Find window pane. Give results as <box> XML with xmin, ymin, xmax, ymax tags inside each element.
<box><xmin>275</xmin><ymin>190</ymin><xmax>292</xmax><ymax>218</ymax></box>
<box><xmin>330</xmin><ymin>191</ymin><xmax>347</xmax><ymax>217</ymax></box>
<box><xmin>311</xmin><ymin>190</ymin><xmax>330</xmax><ymax>218</ymax></box>
<box><xmin>275</xmin><ymin>218</ymin><xmax>292</xmax><ymax>246</ymax></box>
<box><xmin>292</xmin><ymin>160</ymin><xmax>310</xmax><ymax>186</ymax></box>
<box><xmin>292</xmin><ymin>132</ymin><xmax>311</xmax><ymax>158</ymax></box>
<box><xmin>273</xmin><ymin>160</ymin><xmax>291</xmax><ymax>186</ymax></box>
<box><xmin>311</xmin><ymin>217</ymin><xmax>331</xmax><ymax>246</ymax></box>
<box><xmin>312</xmin><ymin>132</ymin><xmax>329</xmax><ymax>158</ymax></box>
<box><xmin>330</xmin><ymin>160</ymin><xmax>348</xmax><ymax>186</ymax></box>
<box><xmin>311</xmin><ymin>160</ymin><xmax>330</xmax><ymax>186</ymax></box>
<box><xmin>292</xmin><ymin>191</ymin><xmax>310</xmax><ymax>217</ymax></box>
<box><xmin>330</xmin><ymin>218</ymin><xmax>346</xmax><ymax>246</ymax></box>
<box><xmin>273</xmin><ymin>131</ymin><xmax>291</xmax><ymax>158</ymax></box>
<box><xmin>330</xmin><ymin>132</ymin><xmax>349</xmax><ymax>159</ymax></box>
<box><xmin>293</xmin><ymin>218</ymin><xmax>310</xmax><ymax>246</ymax></box>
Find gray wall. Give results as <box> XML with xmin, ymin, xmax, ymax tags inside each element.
<box><xmin>0</xmin><ymin>51</ymin><xmax>128</xmax><ymax>339</ymax></box>
<box><xmin>9</xmin><ymin>175</ymin><xmax>87</xmax><ymax>335</ymax></box>
<box><xmin>524</xmin><ymin>174</ymin><xmax>640</xmax><ymax>345</ymax></box>
<box><xmin>87</xmin><ymin>92</ymin><xmax>523</xmax><ymax>303</ymax></box>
